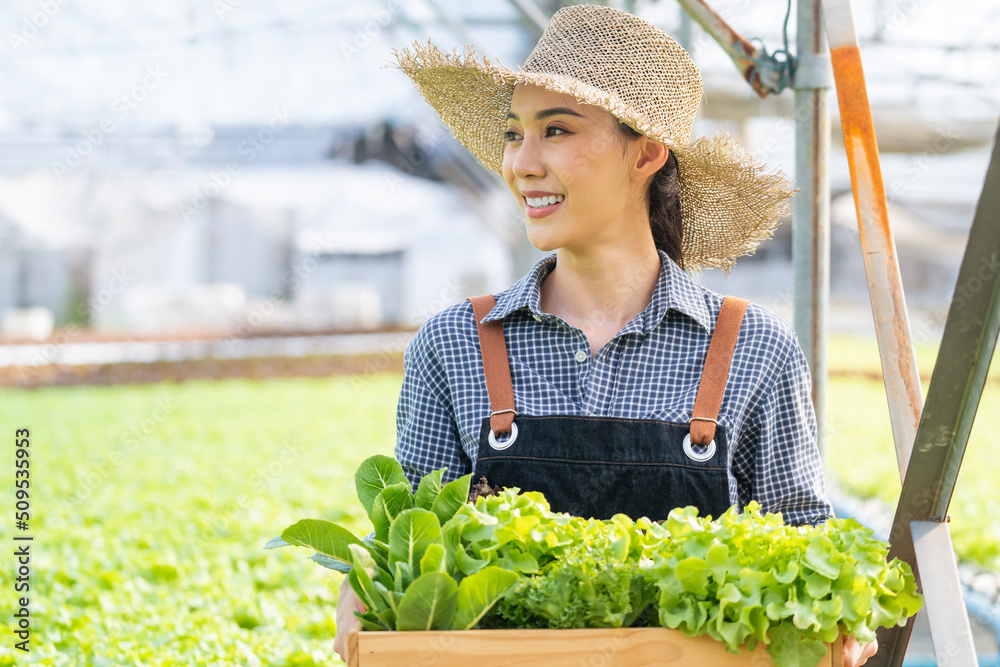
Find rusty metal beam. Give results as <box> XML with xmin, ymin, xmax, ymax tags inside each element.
<box><xmin>821</xmin><ymin>1</ymin><xmax>970</xmax><ymax>663</ymax></box>
<box><xmin>822</xmin><ymin>0</ymin><xmax>923</xmax><ymax>479</ymax></box>
<box><xmin>676</xmin><ymin>0</ymin><xmax>788</xmax><ymax>98</ymax></box>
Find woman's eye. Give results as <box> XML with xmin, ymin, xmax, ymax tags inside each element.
<box><xmin>503</xmin><ymin>127</ymin><xmax>568</xmax><ymax>141</ymax></box>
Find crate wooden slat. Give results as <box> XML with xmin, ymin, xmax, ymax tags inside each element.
<box><xmin>347</xmin><ymin>627</ymin><xmax>844</xmax><ymax>666</ymax></box>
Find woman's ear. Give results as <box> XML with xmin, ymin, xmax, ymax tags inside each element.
<box><xmin>632</xmin><ymin>138</ymin><xmax>669</xmax><ymax>181</ymax></box>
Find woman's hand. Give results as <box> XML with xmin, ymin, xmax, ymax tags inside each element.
<box><xmin>333</xmin><ymin>576</ymin><xmax>367</xmax><ymax>663</ymax></box>
<box><xmin>843</xmin><ymin>634</ymin><xmax>878</xmax><ymax>667</ymax></box>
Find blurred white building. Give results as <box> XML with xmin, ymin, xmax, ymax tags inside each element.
<box><xmin>0</xmin><ymin>160</ymin><xmax>511</xmax><ymax>334</ymax></box>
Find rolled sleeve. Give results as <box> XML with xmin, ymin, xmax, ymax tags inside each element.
<box><xmin>736</xmin><ymin>341</ymin><xmax>834</xmax><ymax>526</ymax></box>
<box><xmin>395</xmin><ymin>324</ymin><xmax>471</xmax><ymax>493</ymax></box>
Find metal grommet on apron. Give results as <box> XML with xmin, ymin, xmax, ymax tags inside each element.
<box><xmin>467</xmin><ymin>294</ymin><xmax>748</xmax><ymax>521</ymax></box>
<box><xmin>487</xmin><ymin>409</ymin><xmax>518</xmax><ymax>450</ymax></box>
<box><xmin>682</xmin><ymin>432</ymin><xmax>716</xmax><ymax>462</ymax></box>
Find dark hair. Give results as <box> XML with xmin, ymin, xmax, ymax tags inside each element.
<box><xmin>616</xmin><ymin>121</ymin><xmax>684</xmax><ymax>268</ymax></box>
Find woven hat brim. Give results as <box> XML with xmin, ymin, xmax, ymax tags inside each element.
<box><xmin>391</xmin><ymin>40</ymin><xmax>794</xmax><ymax>272</ymax></box>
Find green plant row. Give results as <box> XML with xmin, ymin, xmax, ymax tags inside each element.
<box><xmin>268</xmin><ymin>455</ymin><xmax>923</xmax><ymax>667</ymax></box>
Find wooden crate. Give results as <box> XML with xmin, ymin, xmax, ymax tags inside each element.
<box><xmin>347</xmin><ymin>627</ymin><xmax>844</xmax><ymax>666</ymax></box>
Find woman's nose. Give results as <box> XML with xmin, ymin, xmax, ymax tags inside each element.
<box><xmin>510</xmin><ymin>135</ymin><xmax>545</xmax><ymax>179</ymax></box>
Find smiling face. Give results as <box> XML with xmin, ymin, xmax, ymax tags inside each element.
<box><xmin>501</xmin><ymin>83</ymin><xmax>663</xmax><ymax>255</ymax></box>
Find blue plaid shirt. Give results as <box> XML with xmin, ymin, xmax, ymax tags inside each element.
<box><xmin>395</xmin><ymin>250</ymin><xmax>833</xmax><ymax>526</ymax></box>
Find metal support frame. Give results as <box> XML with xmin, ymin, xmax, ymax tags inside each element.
<box><xmin>822</xmin><ymin>0</ymin><xmax>923</xmax><ymax>479</ymax></box>
<box><xmin>792</xmin><ymin>0</ymin><xmax>831</xmax><ymax>454</ymax></box>
<box><xmin>675</xmin><ymin>0</ymin><xmax>792</xmax><ymax>97</ymax></box>
<box><xmin>908</xmin><ymin>521</ymin><xmax>978</xmax><ymax>666</ymax></box>
<box><xmin>874</xmin><ymin>128</ymin><xmax>1000</xmax><ymax>667</ymax></box>
<box><xmin>819</xmin><ymin>1</ymin><xmax>994</xmax><ymax>664</ymax></box>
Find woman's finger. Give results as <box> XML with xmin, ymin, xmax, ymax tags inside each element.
<box><xmin>859</xmin><ymin>637</ymin><xmax>879</xmax><ymax>665</ymax></box>
<box><xmin>333</xmin><ymin>578</ymin><xmax>367</xmax><ymax>662</ymax></box>
<box><xmin>843</xmin><ymin>634</ymin><xmax>879</xmax><ymax>667</ymax></box>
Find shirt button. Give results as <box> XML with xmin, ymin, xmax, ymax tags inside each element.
<box><xmin>574</xmin><ymin>350</ymin><xmax>588</xmax><ymax>363</ymax></box>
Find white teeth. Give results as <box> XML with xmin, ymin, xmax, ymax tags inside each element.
<box><xmin>525</xmin><ymin>194</ymin><xmax>564</xmax><ymax>208</ymax></box>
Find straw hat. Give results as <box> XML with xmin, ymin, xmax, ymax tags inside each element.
<box><xmin>390</xmin><ymin>4</ymin><xmax>793</xmax><ymax>271</ymax></box>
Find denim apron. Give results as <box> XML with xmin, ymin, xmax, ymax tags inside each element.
<box><xmin>467</xmin><ymin>294</ymin><xmax>748</xmax><ymax>521</ymax></box>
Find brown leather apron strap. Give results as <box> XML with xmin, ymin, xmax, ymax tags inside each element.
<box><xmin>468</xmin><ymin>295</ymin><xmax>516</xmax><ymax>435</ymax></box>
<box><xmin>690</xmin><ymin>296</ymin><xmax>749</xmax><ymax>446</ymax></box>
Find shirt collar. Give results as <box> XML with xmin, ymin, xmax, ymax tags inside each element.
<box><xmin>481</xmin><ymin>250</ymin><xmax>714</xmax><ymax>334</ymax></box>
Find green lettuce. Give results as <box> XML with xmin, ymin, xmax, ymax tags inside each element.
<box><xmin>268</xmin><ymin>456</ymin><xmax>923</xmax><ymax>667</ymax></box>
<box><xmin>267</xmin><ymin>456</ymin><xmax>520</xmax><ymax>632</ymax></box>
<box><xmin>646</xmin><ymin>503</ymin><xmax>923</xmax><ymax>665</ymax></box>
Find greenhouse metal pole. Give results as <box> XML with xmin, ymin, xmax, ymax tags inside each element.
<box><xmin>821</xmin><ymin>0</ymin><xmax>923</xmax><ymax>480</ymax></box>
<box><xmin>791</xmin><ymin>0</ymin><xmax>832</xmax><ymax>455</ymax></box>
<box><xmin>674</xmin><ymin>0</ymin><xmax>832</xmax><ymax>446</ymax></box>
<box><xmin>874</xmin><ymin>126</ymin><xmax>1000</xmax><ymax>667</ymax></box>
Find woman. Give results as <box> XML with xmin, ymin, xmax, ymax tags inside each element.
<box><xmin>335</xmin><ymin>5</ymin><xmax>875</xmax><ymax>665</ymax></box>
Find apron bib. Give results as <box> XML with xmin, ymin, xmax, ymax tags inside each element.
<box><xmin>467</xmin><ymin>294</ymin><xmax>748</xmax><ymax>521</ymax></box>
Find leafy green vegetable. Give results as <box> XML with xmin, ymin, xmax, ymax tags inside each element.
<box><xmin>347</xmin><ymin>544</ymin><xmax>383</xmax><ymax>622</ymax></box>
<box><xmin>493</xmin><ymin>549</ymin><xmax>659</xmax><ymax>629</ymax></box>
<box><xmin>646</xmin><ymin>503</ymin><xmax>923</xmax><ymax>665</ymax></box>
<box><xmin>431</xmin><ymin>473</ymin><xmax>473</xmax><ymax>525</ymax></box>
<box><xmin>396</xmin><ymin>571</ymin><xmax>459</xmax><ymax>631</ymax></box>
<box><xmin>272</xmin><ymin>456</ymin><xmax>922</xmax><ymax>667</ymax></box>
<box><xmin>414</xmin><ymin>468</ymin><xmax>443</xmax><ymax>509</ymax></box>
<box><xmin>356</xmin><ymin>455</ymin><xmax>409</xmax><ymax>522</ymax></box>
<box><xmin>388</xmin><ymin>508</ymin><xmax>442</xmax><ymax>581</ymax></box>
<box><xmin>767</xmin><ymin>623</ymin><xmax>829</xmax><ymax>667</ymax></box>
<box><xmin>451</xmin><ymin>566</ymin><xmax>520</xmax><ymax>631</ymax></box>
<box><xmin>371</xmin><ymin>481</ymin><xmax>414</xmax><ymax>542</ymax></box>
<box><xmin>420</xmin><ymin>543</ymin><xmax>447</xmax><ymax>575</ymax></box>
<box><xmin>277</xmin><ymin>518</ymin><xmax>364</xmax><ymax>574</ymax></box>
